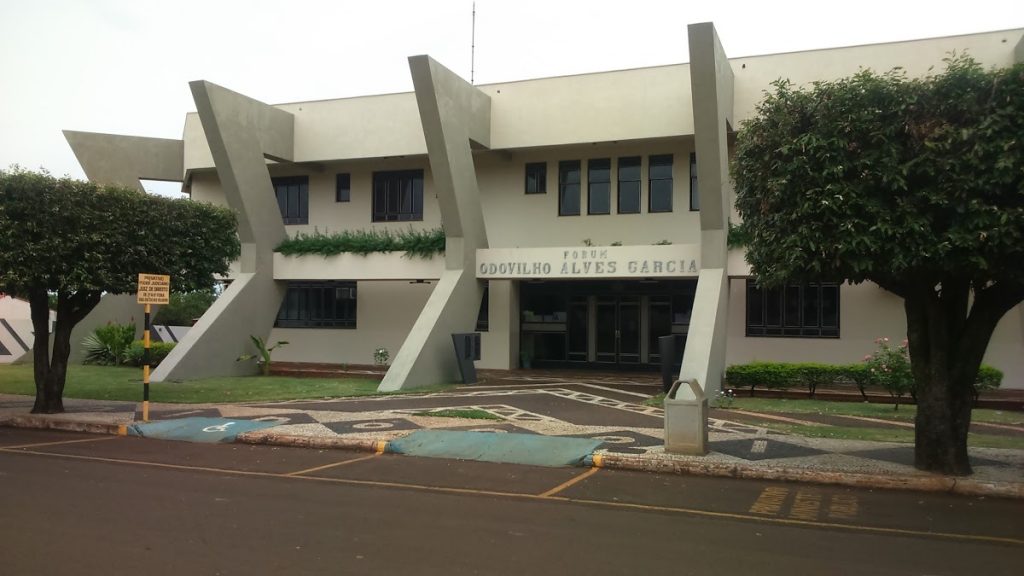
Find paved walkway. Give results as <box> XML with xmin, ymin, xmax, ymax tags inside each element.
<box><xmin>2</xmin><ymin>374</ymin><xmax>1022</xmax><ymax>498</ymax></box>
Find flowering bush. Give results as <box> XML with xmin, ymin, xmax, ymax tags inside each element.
<box><xmin>373</xmin><ymin>346</ymin><xmax>390</xmax><ymax>366</ymax></box>
<box><xmin>864</xmin><ymin>337</ymin><xmax>914</xmax><ymax>410</ymax></box>
<box><xmin>713</xmin><ymin>388</ymin><xmax>736</xmax><ymax>409</ymax></box>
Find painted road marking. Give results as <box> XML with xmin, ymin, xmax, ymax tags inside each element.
<box><xmin>0</xmin><ymin>447</ymin><xmax>1014</xmax><ymax>547</ymax></box>
<box><xmin>538</xmin><ymin>467</ymin><xmax>601</xmax><ymax>498</ymax></box>
<box><xmin>1</xmin><ymin>436</ymin><xmax>121</xmax><ymax>450</ymax></box>
<box><xmin>749</xmin><ymin>486</ymin><xmax>789</xmax><ymax>516</ymax></box>
<box><xmin>828</xmin><ymin>494</ymin><xmax>859</xmax><ymax>520</ymax></box>
<box><xmin>750</xmin><ymin>440</ymin><xmax>768</xmax><ymax>454</ymax></box>
<box><xmin>285</xmin><ymin>453</ymin><xmax>380</xmax><ymax>476</ymax></box>
<box><xmin>789</xmin><ymin>490</ymin><xmax>823</xmax><ymax>521</ymax></box>
<box><xmin>750</xmin><ymin>486</ymin><xmax>859</xmax><ymax>522</ymax></box>
<box><xmin>202</xmin><ymin>422</ymin><xmax>236</xmax><ymax>433</ymax></box>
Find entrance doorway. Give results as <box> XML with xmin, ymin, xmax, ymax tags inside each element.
<box><xmin>520</xmin><ymin>280</ymin><xmax>695</xmax><ymax>369</ymax></box>
<box><xmin>595</xmin><ymin>296</ymin><xmax>641</xmax><ymax>365</ymax></box>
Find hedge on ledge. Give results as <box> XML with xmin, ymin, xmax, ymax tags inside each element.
<box><xmin>725</xmin><ymin>362</ymin><xmax>1002</xmax><ymax>400</ymax></box>
<box><xmin>275</xmin><ymin>227</ymin><xmax>445</xmax><ymax>259</ymax></box>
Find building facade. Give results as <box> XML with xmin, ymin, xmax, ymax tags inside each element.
<box><xmin>64</xmin><ymin>24</ymin><xmax>1024</xmax><ymax>390</ymax></box>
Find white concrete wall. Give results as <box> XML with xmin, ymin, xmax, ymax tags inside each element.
<box><xmin>269</xmin><ymin>280</ymin><xmax>434</xmax><ymax>366</ymax></box>
<box><xmin>477</xmin><ymin>140</ymin><xmax>700</xmax><ymax>248</ymax></box>
<box><xmin>725</xmin><ymin>280</ymin><xmax>1024</xmax><ymax>389</ymax></box>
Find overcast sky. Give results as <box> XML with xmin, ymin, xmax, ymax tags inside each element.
<box><xmin>1</xmin><ymin>0</ymin><xmax>1020</xmax><ymax>195</ymax></box>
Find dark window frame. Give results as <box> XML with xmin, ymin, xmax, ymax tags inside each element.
<box><xmin>475</xmin><ymin>282</ymin><xmax>489</xmax><ymax>332</ymax></box>
<box><xmin>745</xmin><ymin>280</ymin><xmax>840</xmax><ymax>338</ymax></box>
<box><xmin>276</xmin><ymin>281</ymin><xmax>357</xmax><ymax>329</ymax></box>
<box><xmin>372</xmin><ymin>169</ymin><xmax>424</xmax><ymax>222</ymax></box>
<box><xmin>336</xmin><ymin>173</ymin><xmax>351</xmax><ymax>202</ymax></box>
<box><xmin>272</xmin><ymin>176</ymin><xmax>309</xmax><ymax>225</ymax></box>
<box><xmin>525</xmin><ymin>162</ymin><xmax>547</xmax><ymax>195</ymax></box>
<box><xmin>617</xmin><ymin>156</ymin><xmax>641</xmax><ymax>214</ymax></box>
<box><xmin>689</xmin><ymin>152</ymin><xmax>699</xmax><ymax>211</ymax></box>
<box><xmin>558</xmin><ymin>160</ymin><xmax>581</xmax><ymax>216</ymax></box>
<box><xmin>587</xmin><ymin>158</ymin><xmax>611</xmax><ymax>215</ymax></box>
<box><xmin>648</xmin><ymin>154</ymin><xmax>674</xmax><ymax>213</ymax></box>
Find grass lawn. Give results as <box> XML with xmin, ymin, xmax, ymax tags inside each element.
<box><xmin>0</xmin><ymin>364</ymin><xmax>451</xmax><ymax>404</ymax></box>
<box><xmin>759</xmin><ymin>422</ymin><xmax>1024</xmax><ymax>450</ymax></box>
<box><xmin>646</xmin><ymin>393</ymin><xmax>1023</xmax><ymax>426</ymax></box>
<box><xmin>413</xmin><ymin>409</ymin><xmax>503</xmax><ymax>421</ymax></box>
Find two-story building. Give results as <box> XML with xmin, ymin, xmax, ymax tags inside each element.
<box><xmin>63</xmin><ymin>23</ymin><xmax>1024</xmax><ymax>391</ymax></box>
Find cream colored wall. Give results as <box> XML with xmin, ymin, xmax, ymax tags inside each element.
<box><xmin>0</xmin><ymin>296</ymin><xmax>32</xmax><ymax>319</ymax></box>
<box><xmin>477</xmin><ymin>139</ymin><xmax>701</xmax><ymax>248</ymax></box>
<box><xmin>270</xmin><ymin>281</ymin><xmax>434</xmax><ymax>365</ymax></box>
<box><xmin>182</xmin><ymin>65</ymin><xmax>694</xmax><ymax>171</ymax></box>
<box><xmin>732</xmin><ymin>30</ymin><xmax>1023</xmax><ymax>124</ymax></box>
<box><xmin>189</xmin><ymin>159</ymin><xmax>442</xmax><ymax>237</ymax></box>
<box><xmin>725</xmin><ymin>280</ymin><xmax>1024</xmax><ymax>389</ymax></box>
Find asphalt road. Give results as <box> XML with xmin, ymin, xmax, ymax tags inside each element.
<box><xmin>1</xmin><ymin>428</ymin><xmax>1021</xmax><ymax>575</ymax></box>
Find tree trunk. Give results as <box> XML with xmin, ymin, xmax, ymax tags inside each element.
<box><xmin>29</xmin><ymin>288</ymin><xmax>51</xmax><ymax>414</ymax></box>
<box><xmin>28</xmin><ymin>288</ymin><xmax>103</xmax><ymax>414</ymax></box>
<box><xmin>903</xmin><ymin>279</ymin><xmax>1022</xmax><ymax>476</ymax></box>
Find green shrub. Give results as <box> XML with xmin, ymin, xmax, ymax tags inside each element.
<box><xmin>864</xmin><ymin>338</ymin><xmax>914</xmax><ymax>410</ymax></box>
<box><xmin>794</xmin><ymin>363</ymin><xmax>841</xmax><ymax>399</ymax></box>
<box><xmin>81</xmin><ymin>322</ymin><xmax>136</xmax><ymax>365</ymax></box>
<box><xmin>123</xmin><ymin>341</ymin><xmax>176</xmax><ymax>367</ymax></box>
<box><xmin>725</xmin><ymin>362</ymin><xmax>799</xmax><ymax>396</ymax></box>
<box><xmin>839</xmin><ymin>364</ymin><xmax>873</xmax><ymax>400</ymax></box>
<box><xmin>153</xmin><ymin>289</ymin><xmax>216</xmax><ymax>326</ymax></box>
<box><xmin>276</xmin><ymin>227</ymin><xmax>445</xmax><ymax>259</ymax></box>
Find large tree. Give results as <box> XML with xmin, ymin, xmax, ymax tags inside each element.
<box><xmin>733</xmin><ymin>57</ymin><xmax>1024</xmax><ymax>475</ymax></box>
<box><xmin>0</xmin><ymin>168</ymin><xmax>240</xmax><ymax>413</ymax></box>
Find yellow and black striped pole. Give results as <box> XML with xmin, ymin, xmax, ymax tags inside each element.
<box><xmin>142</xmin><ymin>303</ymin><xmax>151</xmax><ymax>422</ymax></box>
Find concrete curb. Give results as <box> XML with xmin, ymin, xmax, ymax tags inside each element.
<box><xmin>588</xmin><ymin>453</ymin><xmax>1024</xmax><ymax>500</ymax></box>
<box><xmin>0</xmin><ymin>415</ymin><xmax>127</xmax><ymax>437</ymax></box>
<box><xmin>5</xmin><ymin>419</ymin><xmax>1022</xmax><ymax>500</ymax></box>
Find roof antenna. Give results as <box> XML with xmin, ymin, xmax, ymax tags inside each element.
<box><xmin>470</xmin><ymin>1</ymin><xmax>476</xmax><ymax>84</ymax></box>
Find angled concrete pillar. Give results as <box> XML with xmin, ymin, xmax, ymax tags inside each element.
<box><xmin>678</xmin><ymin>22</ymin><xmax>734</xmax><ymax>399</ymax></box>
<box><xmin>153</xmin><ymin>81</ymin><xmax>293</xmax><ymax>381</ymax></box>
<box><xmin>378</xmin><ymin>56</ymin><xmax>491</xmax><ymax>391</ymax></box>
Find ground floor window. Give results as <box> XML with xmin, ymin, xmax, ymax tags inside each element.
<box><xmin>276</xmin><ymin>281</ymin><xmax>356</xmax><ymax>328</ymax></box>
<box><xmin>745</xmin><ymin>280</ymin><xmax>839</xmax><ymax>338</ymax></box>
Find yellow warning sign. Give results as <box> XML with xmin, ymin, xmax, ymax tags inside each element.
<box><xmin>137</xmin><ymin>274</ymin><xmax>170</xmax><ymax>305</ymax></box>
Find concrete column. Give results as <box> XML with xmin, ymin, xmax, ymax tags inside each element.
<box><xmin>378</xmin><ymin>56</ymin><xmax>491</xmax><ymax>391</ymax></box>
<box><xmin>152</xmin><ymin>81</ymin><xmax>293</xmax><ymax>381</ymax></box>
<box><xmin>677</xmin><ymin>22</ymin><xmax>734</xmax><ymax>398</ymax></box>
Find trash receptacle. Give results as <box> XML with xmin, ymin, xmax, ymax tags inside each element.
<box><xmin>664</xmin><ymin>378</ymin><xmax>708</xmax><ymax>455</ymax></box>
<box><xmin>451</xmin><ymin>332</ymin><xmax>481</xmax><ymax>384</ymax></box>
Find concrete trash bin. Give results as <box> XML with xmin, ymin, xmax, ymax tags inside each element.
<box><xmin>664</xmin><ymin>378</ymin><xmax>708</xmax><ymax>455</ymax></box>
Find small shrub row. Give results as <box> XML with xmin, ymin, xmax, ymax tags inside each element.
<box><xmin>122</xmin><ymin>341</ymin><xmax>176</xmax><ymax>368</ymax></box>
<box><xmin>276</xmin><ymin>227</ymin><xmax>445</xmax><ymax>259</ymax></box>
<box><xmin>82</xmin><ymin>322</ymin><xmax>136</xmax><ymax>366</ymax></box>
<box><xmin>725</xmin><ymin>361</ymin><xmax>1003</xmax><ymax>401</ymax></box>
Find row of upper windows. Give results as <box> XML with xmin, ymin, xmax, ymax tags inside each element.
<box><xmin>272</xmin><ymin>153</ymin><xmax>698</xmax><ymax>224</ymax></box>
<box><xmin>273</xmin><ymin>170</ymin><xmax>425</xmax><ymax>224</ymax></box>
<box><xmin>525</xmin><ymin>154</ymin><xmax>699</xmax><ymax>215</ymax></box>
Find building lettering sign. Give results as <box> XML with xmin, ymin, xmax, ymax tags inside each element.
<box><xmin>476</xmin><ymin>244</ymin><xmax>700</xmax><ymax>279</ymax></box>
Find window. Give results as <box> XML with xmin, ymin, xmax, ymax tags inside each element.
<box><xmin>336</xmin><ymin>173</ymin><xmax>351</xmax><ymax>202</ymax></box>
<box><xmin>525</xmin><ymin>162</ymin><xmax>546</xmax><ymax>194</ymax></box>
<box><xmin>272</xmin><ymin>176</ymin><xmax>308</xmax><ymax>224</ymax></box>
<box><xmin>689</xmin><ymin>153</ymin><xmax>699</xmax><ymax>211</ymax></box>
<box><xmin>617</xmin><ymin>157</ymin><xmax>641</xmax><ymax>214</ymax></box>
<box><xmin>559</xmin><ymin>160</ymin><xmax>581</xmax><ymax>216</ymax></box>
<box><xmin>372</xmin><ymin>170</ymin><xmax>424</xmax><ymax>222</ymax></box>
<box><xmin>588</xmin><ymin>158</ymin><xmax>611</xmax><ymax>215</ymax></box>
<box><xmin>745</xmin><ymin>280</ymin><xmax>839</xmax><ymax>338</ymax></box>
<box><xmin>648</xmin><ymin>154</ymin><xmax>673</xmax><ymax>213</ymax></box>
<box><xmin>476</xmin><ymin>283</ymin><xmax>489</xmax><ymax>332</ymax></box>
<box><xmin>276</xmin><ymin>281</ymin><xmax>357</xmax><ymax>328</ymax></box>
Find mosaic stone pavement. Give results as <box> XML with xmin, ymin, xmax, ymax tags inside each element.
<box><xmin>135</xmin><ymin>383</ymin><xmax>1024</xmax><ymax>477</ymax></box>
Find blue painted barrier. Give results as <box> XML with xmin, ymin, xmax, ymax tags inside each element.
<box><xmin>389</xmin><ymin>430</ymin><xmax>602</xmax><ymax>467</ymax></box>
<box><xmin>129</xmin><ymin>417</ymin><xmax>279</xmax><ymax>443</ymax></box>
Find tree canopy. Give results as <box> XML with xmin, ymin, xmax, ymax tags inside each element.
<box><xmin>0</xmin><ymin>167</ymin><xmax>240</xmax><ymax>413</ymax></box>
<box><xmin>733</xmin><ymin>56</ymin><xmax>1024</xmax><ymax>475</ymax></box>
